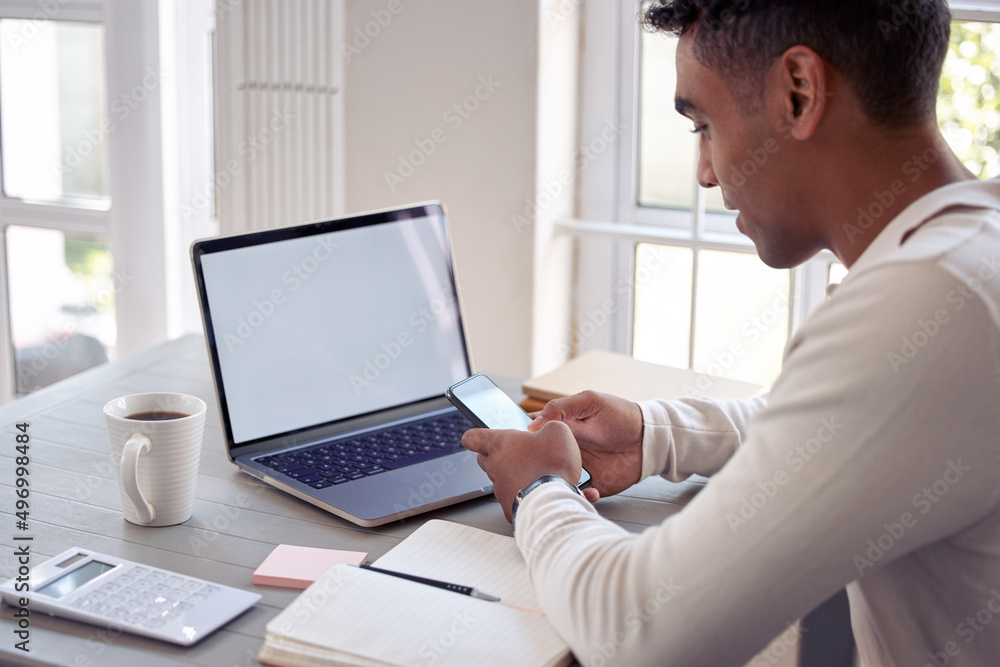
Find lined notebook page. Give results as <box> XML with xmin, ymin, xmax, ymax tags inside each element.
<box><xmin>373</xmin><ymin>520</ymin><xmax>540</xmax><ymax>611</ymax></box>
<box><xmin>260</xmin><ymin>564</ymin><xmax>569</xmax><ymax>667</ymax></box>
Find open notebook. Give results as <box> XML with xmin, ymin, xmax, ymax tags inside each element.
<box><xmin>257</xmin><ymin>521</ymin><xmax>572</xmax><ymax>667</ymax></box>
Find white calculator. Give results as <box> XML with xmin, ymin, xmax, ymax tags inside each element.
<box><xmin>0</xmin><ymin>548</ymin><xmax>261</xmax><ymax>646</ymax></box>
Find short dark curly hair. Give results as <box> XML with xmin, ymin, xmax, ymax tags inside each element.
<box><xmin>642</xmin><ymin>0</ymin><xmax>951</xmax><ymax>127</ymax></box>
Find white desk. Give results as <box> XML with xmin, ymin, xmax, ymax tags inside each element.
<box><xmin>0</xmin><ymin>334</ymin><xmax>703</xmax><ymax>666</ymax></box>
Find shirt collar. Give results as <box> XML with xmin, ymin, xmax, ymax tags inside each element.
<box><xmin>849</xmin><ymin>177</ymin><xmax>1000</xmax><ymax>274</ymax></box>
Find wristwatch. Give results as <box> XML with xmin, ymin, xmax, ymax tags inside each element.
<box><xmin>511</xmin><ymin>474</ymin><xmax>582</xmax><ymax>526</ymax></box>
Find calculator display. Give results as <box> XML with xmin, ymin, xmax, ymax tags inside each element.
<box><xmin>36</xmin><ymin>561</ymin><xmax>115</xmax><ymax>598</ymax></box>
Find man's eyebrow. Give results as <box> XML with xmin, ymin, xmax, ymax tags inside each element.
<box><xmin>675</xmin><ymin>97</ymin><xmax>696</xmax><ymax>117</ymax></box>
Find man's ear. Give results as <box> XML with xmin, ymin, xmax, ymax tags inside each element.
<box><xmin>775</xmin><ymin>45</ymin><xmax>828</xmax><ymax>140</ymax></box>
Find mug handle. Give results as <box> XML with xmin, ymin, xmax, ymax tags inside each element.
<box><xmin>121</xmin><ymin>434</ymin><xmax>156</xmax><ymax>524</ymax></box>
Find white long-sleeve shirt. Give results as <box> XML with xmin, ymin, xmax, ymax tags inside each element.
<box><xmin>515</xmin><ymin>178</ymin><xmax>1000</xmax><ymax>666</ymax></box>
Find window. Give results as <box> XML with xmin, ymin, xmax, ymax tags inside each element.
<box><xmin>827</xmin><ymin>18</ymin><xmax>1000</xmax><ymax>286</ymax></box>
<box><xmin>0</xmin><ymin>16</ymin><xmax>116</xmax><ymax>395</ymax></box>
<box><xmin>0</xmin><ymin>0</ymin><xmax>193</xmax><ymax>404</ymax></box>
<box><xmin>571</xmin><ymin>1</ymin><xmax>1000</xmax><ymax>391</ymax></box>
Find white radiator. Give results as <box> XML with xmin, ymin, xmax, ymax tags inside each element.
<box><xmin>214</xmin><ymin>0</ymin><xmax>344</xmax><ymax>234</ymax></box>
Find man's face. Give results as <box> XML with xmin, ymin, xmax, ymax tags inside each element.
<box><xmin>674</xmin><ymin>30</ymin><xmax>820</xmax><ymax>268</ymax></box>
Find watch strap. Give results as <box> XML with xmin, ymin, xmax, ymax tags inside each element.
<box><xmin>512</xmin><ymin>474</ymin><xmax>582</xmax><ymax>526</ymax></box>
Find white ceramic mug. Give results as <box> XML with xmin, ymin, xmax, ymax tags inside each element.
<box><xmin>103</xmin><ymin>392</ymin><xmax>206</xmax><ymax>526</ymax></box>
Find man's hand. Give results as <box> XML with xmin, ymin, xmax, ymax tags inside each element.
<box><xmin>529</xmin><ymin>391</ymin><xmax>644</xmax><ymax>501</ymax></box>
<box><xmin>462</xmin><ymin>390</ymin><xmax>644</xmax><ymax>521</ymax></box>
<box><xmin>462</xmin><ymin>420</ymin><xmax>582</xmax><ymax>522</ymax></box>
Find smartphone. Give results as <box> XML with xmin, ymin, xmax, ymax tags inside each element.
<box><xmin>447</xmin><ymin>374</ymin><xmax>592</xmax><ymax>489</ymax></box>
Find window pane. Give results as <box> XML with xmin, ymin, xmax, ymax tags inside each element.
<box><xmin>939</xmin><ymin>21</ymin><xmax>1000</xmax><ymax>178</ymax></box>
<box><xmin>638</xmin><ymin>30</ymin><xmax>729</xmax><ymax>214</ymax></box>
<box><xmin>0</xmin><ymin>20</ymin><xmax>110</xmax><ymax>205</ymax></box>
<box><xmin>638</xmin><ymin>31</ymin><xmax>696</xmax><ymax>211</ymax></box>
<box><xmin>632</xmin><ymin>244</ymin><xmax>693</xmax><ymax>369</ymax></box>
<box><xmin>692</xmin><ymin>250</ymin><xmax>789</xmax><ymax>387</ymax></box>
<box><xmin>8</xmin><ymin>226</ymin><xmax>116</xmax><ymax>394</ymax></box>
<box><xmin>829</xmin><ymin>262</ymin><xmax>848</xmax><ymax>287</ymax></box>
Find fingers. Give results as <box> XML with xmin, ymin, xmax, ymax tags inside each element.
<box><xmin>528</xmin><ymin>391</ymin><xmax>600</xmax><ymax>431</ymax></box>
<box><xmin>461</xmin><ymin>428</ymin><xmax>501</xmax><ymax>455</ymax></box>
<box><xmin>582</xmin><ymin>487</ymin><xmax>601</xmax><ymax>503</ymax></box>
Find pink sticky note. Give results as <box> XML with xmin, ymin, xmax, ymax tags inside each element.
<box><xmin>253</xmin><ymin>544</ymin><xmax>368</xmax><ymax>589</ymax></box>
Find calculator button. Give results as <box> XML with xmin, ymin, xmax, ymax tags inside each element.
<box><xmin>198</xmin><ymin>585</ymin><xmax>220</xmax><ymax>596</ymax></box>
<box><xmin>180</xmin><ymin>580</ymin><xmax>201</xmax><ymax>592</ymax></box>
<box><xmin>91</xmin><ymin>602</ymin><xmax>110</xmax><ymax>614</ymax></box>
<box><xmin>98</xmin><ymin>582</ymin><xmax>121</xmax><ymax>593</ymax></box>
<box><xmin>131</xmin><ymin>567</ymin><xmax>149</xmax><ymax>576</ymax></box>
<box><xmin>123</xmin><ymin>600</ymin><xmax>144</xmax><ymax>614</ymax></box>
<box><xmin>122</xmin><ymin>586</ymin><xmax>139</xmax><ymax>598</ymax></box>
<box><xmin>153</xmin><ymin>596</ymin><xmax>173</xmax><ymax>607</ymax></box>
<box><xmin>71</xmin><ymin>597</ymin><xmax>93</xmax><ymax>609</ymax></box>
<box><xmin>133</xmin><ymin>579</ymin><xmax>152</xmax><ymax>590</ymax></box>
<box><xmin>87</xmin><ymin>590</ymin><xmax>106</xmax><ymax>601</ymax></box>
<box><xmin>135</xmin><ymin>592</ymin><xmax>155</xmax><ymax>605</ymax></box>
<box><xmin>138</xmin><ymin>606</ymin><xmax>160</xmax><ymax>619</ymax></box>
<box><xmin>150</xmin><ymin>584</ymin><xmax>172</xmax><ymax>596</ymax></box>
<box><xmin>145</xmin><ymin>571</ymin><xmax>167</xmax><ymax>582</ymax></box>
<box><xmin>117</xmin><ymin>574</ymin><xmax>135</xmax><ymax>585</ymax></box>
<box><xmin>169</xmin><ymin>588</ymin><xmax>187</xmax><ymax>600</ymax></box>
<box><xmin>185</xmin><ymin>593</ymin><xmax>206</xmax><ymax>604</ymax></box>
<box><xmin>172</xmin><ymin>601</ymin><xmax>193</xmax><ymax>612</ymax></box>
<box><xmin>142</xmin><ymin>618</ymin><xmax>165</xmax><ymax>629</ymax></box>
<box><xmin>109</xmin><ymin>609</ymin><xmax>130</xmax><ymax>622</ymax></box>
<box><xmin>164</xmin><ymin>576</ymin><xmax>184</xmax><ymax>587</ymax></box>
<box><xmin>105</xmin><ymin>594</ymin><xmax>125</xmax><ymax>606</ymax></box>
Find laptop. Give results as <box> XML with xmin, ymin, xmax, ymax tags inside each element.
<box><xmin>190</xmin><ymin>202</ymin><xmax>492</xmax><ymax>527</ymax></box>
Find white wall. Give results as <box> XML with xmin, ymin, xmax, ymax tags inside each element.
<box><xmin>342</xmin><ymin>0</ymin><xmax>576</xmax><ymax>378</ymax></box>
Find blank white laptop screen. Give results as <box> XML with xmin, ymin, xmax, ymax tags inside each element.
<box><xmin>198</xmin><ymin>214</ymin><xmax>468</xmax><ymax>444</ymax></box>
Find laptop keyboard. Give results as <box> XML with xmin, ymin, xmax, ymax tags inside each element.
<box><xmin>254</xmin><ymin>412</ymin><xmax>475</xmax><ymax>489</ymax></box>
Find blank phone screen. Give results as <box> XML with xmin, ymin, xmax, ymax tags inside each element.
<box><xmin>451</xmin><ymin>375</ymin><xmax>532</xmax><ymax>430</ymax></box>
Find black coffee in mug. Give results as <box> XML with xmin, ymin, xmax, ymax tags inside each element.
<box><xmin>125</xmin><ymin>411</ymin><xmax>190</xmax><ymax>421</ymax></box>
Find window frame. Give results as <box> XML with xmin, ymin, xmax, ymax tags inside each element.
<box><xmin>567</xmin><ymin>0</ymin><xmax>1000</xmax><ymax>378</ymax></box>
<box><xmin>0</xmin><ymin>0</ymin><xmax>182</xmax><ymax>402</ymax></box>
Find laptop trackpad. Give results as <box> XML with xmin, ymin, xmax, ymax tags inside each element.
<box><xmin>333</xmin><ymin>450</ymin><xmax>491</xmax><ymax>521</ymax></box>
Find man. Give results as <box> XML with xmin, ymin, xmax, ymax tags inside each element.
<box><xmin>462</xmin><ymin>1</ymin><xmax>1000</xmax><ymax>665</ymax></box>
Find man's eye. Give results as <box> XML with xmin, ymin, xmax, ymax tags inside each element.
<box><xmin>690</xmin><ymin>124</ymin><xmax>708</xmax><ymax>135</ymax></box>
